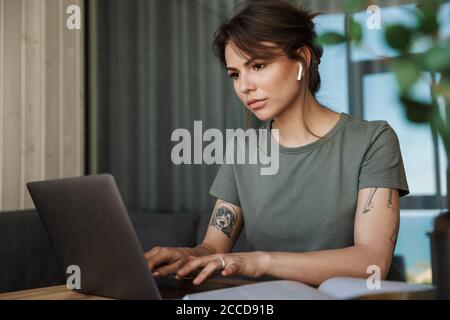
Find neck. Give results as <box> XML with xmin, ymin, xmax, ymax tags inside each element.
<box><xmin>271</xmin><ymin>90</ymin><xmax>338</xmax><ymax>148</ymax></box>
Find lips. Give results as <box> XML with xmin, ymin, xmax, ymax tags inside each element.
<box><xmin>247</xmin><ymin>99</ymin><xmax>267</xmax><ymax>110</ymax></box>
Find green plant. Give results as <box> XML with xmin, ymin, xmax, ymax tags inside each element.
<box><xmin>317</xmin><ymin>0</ymin><xmax>450</xmax><ymax>208</ymax></box>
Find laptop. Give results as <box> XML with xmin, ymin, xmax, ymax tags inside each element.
<box><xmin>26</xmin><ymin>174</ymin><xmax>164</xmax><ymax>300</ymax></box>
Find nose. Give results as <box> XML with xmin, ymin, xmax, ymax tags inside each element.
<box><xmin>238</xmin><ymin>73</ymin><xmax>256</xmax><ymax>94</ymax></box>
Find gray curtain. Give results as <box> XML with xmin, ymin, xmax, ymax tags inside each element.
<box><xmin>90</xmin><ymin>0</ymin><xmax>248</xmax><ymax>214</ymax></box>
<box><xmin>89</xmin><ymin>0</ymin><xmax>416</xmax><ymax>215</ymax></box>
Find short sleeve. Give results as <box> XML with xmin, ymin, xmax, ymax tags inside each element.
<box><xmin>209</xmin><ymin>163</ymin><xmax>241</xmax><ymax>207</ymax></box>
<box><xmin>358</xmin><ymin>122</ymin><xmax>410</xmax><ymax>197</ymax></box>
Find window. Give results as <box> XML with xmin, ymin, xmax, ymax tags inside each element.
<box><xmin>316</xmin><ymin>2</ymin><xmax>450</xmax><ymax>283</ymax></box>
<box><xmin>314</xmin><ymin>13</ymin><xmax>349</xmax><ymax>113</ymax></box>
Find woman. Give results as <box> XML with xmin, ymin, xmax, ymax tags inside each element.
<box><xmin>145</xmin><ymin>0</ymin><xmax>409</xmax><ymax>286</ymax></box>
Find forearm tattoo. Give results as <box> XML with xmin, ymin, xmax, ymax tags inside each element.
<box><xmin>362</xmin><ymin>188</ymin><xmax>378</xmax><ymax>214</ymax></box>
<box><xmin>210</xmin><ymin>201</ymin><xmax>237</xmax><ymax>238</ymax></box>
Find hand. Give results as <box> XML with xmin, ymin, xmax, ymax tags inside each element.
<box><xmin>176</xmin><ymin>251</ymin><xmax>271</xmax><ymax>285</ymax></box>
<box><xmin>144</xmin><ymin>246</ymin><xmax>193</xmax><ymax>278</ymax></box>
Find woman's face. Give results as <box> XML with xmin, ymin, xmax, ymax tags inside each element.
<box><xmin>225</xmin><ymin>42</ymin><xmax>302</xmax><ymax>122</ymax></box>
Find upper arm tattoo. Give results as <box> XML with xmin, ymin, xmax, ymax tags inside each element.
<box><xmin>360</xmin><ymin>188</ymin><xmax>400</xmax><ymax>244</ymax></box>
<box><xmin>389</xmin><ymin>218</ymin><xmax>400</xmax><ymax>244</ymax></box>
<box><xmin>362</xmin><ymin>188</ymin><xmax>395</xmax><ymax>214</ymax></box>
<box><xmin>387</xmin><ymin>189</ymin><xmax>393</xmax><ymax>208</ymax></box>
<box><xmin>362</xmin><ymin>188</ymin><xmax>378</xmax><ymax>214</ymax></box>
<box><xmin>209</xmin><ymin>200</ymin><xmax>238</xmax><ymax>238</ymax></box>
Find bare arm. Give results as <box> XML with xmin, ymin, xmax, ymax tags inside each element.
<box><xmin>262</xmin><ymin>188</ymin><xmax>399</xmax><ymax>286</ymax></box>
<box><xmin>146</xmin><ymin>198</ymin><xmax>244</xmax><ymax>276</ymax></box>
<box><xmin>196</xmin><ymin>199</ymin><xmax>244</xmax><ymax>255</ymax></box>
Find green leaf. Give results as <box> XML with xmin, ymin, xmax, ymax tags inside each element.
<box><xmin>427</xmin><ymin>101</ymin><xmax>450</xmax><ymax>148</ymax></box>
<box><xmin>417</xmin><ymin>0</ymin><xmax>444</xmax><ymax>15</ymax></box>
<box><xmin>391</xmin><ymin>59</ymin><xmax>421</xmax><ymax>93</ymax></box>
<box><xmin>316</xmin><ymin>32</ymin><xmax>346</xmax><ymax>45</ymax></box>
<box><xmin>418</xmin><ymin>12</ymin><xmax>439</xmax><ymax>35</ymax></box>
<box><xmin>344</xmin><ymin>0</ymin><xmax>366</xmax><ymax>13</ymax></box>
<box><xmin>411</xmin><ymin>52</ymin><xmax>429</xmax><ymax>72</ymax></box>
<box><xmin>416</xmin><ymin>0</ymin><xmax>441</xmax><ymax>35</ymax></box>
<box><xmin>400</xmin><ymin>96</ymin><xmax>432</xmax><ymax>124</ymax></box>
<box><xmin>442</xmin><ymin>71</ymin><xmax>450</xmax><ymax>83</ymax></box>
<box><xmin>348</xmin><ymin>19</ymin><xmax>363</xmax><ymax>45</ymax></box>
<box><xmin>423</xmin><ymin>46</ymin><xmax>450</xmax><ymax>72</ymax></box>
<box><xmin>385</xmin><ymin>25</ymin><xmax>413</xmax><ymax>52</ymax></box>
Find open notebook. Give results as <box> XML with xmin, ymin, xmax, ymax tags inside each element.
<box><xmin>183</xmin><ymin>277</ymin><xmax>434</xmax><ymax>300</ymax></box>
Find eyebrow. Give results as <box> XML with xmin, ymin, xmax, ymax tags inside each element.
<box><xmin>226</xmin><ymin>57</ymin><xmax>257</xmax><ymax>72</ymax></box>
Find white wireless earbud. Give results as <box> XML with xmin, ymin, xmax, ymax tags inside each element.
<box><xmin>297</xmin><ymin>62</ymin><xmax>303</xmax><ymax>81</ymax></box>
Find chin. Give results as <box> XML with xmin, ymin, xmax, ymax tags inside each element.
<box><xmin>254</xmin><ymin>115</ymin><xmax>271</xmax><ymax>122</ymax></box>
<box><xmin>251</xmin><ymin>109</ymin><xmax>277</xmax><ymax>123</ymax></box>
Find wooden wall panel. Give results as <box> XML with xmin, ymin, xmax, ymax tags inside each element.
<box><xmin>0</xmin><ymin>0</ymin><xmax>84</xmax><ymax>211</ymax></box>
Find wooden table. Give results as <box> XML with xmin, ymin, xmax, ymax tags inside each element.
<box><xmin>354</xmin><ymin>290</ymin><xmax>436</xmax><ymax>300</ymax></box>
<box><xmin>0</xmin><ymin>277</ymin><xmax>436</xmax><ymax>300</ymax></box>
<box><xmin>0</xmin><ymin>276</ymin><xmax>257</xmax><ymax>300</ymax></box>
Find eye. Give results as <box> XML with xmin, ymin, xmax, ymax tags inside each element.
<box><xmin>228</xmin><ymin>72</ymin><xmax>239</xmax><ymax>80</ymax></box>
<box><xmin>253</xmin><ymin>63</ymin><xmax>265</xmax><ymax>71</ymax></box>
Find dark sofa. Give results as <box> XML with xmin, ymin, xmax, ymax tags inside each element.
<box><xmin>0</xmin><ymin>210</ymin><xmax>405</xmax><ymax>294</ymax></box>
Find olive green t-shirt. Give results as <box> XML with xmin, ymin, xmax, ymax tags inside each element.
<box><xmin>209</xmin><ymin>112</ymin><xmax>409</xmax><ymax>253</ymax></box>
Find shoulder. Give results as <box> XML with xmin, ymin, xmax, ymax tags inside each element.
<box><xmin>343</xmin><ymin>113</ymin><xmax>390</xmax><ymax>134</ymax></box>
<box><xmin>342</xmin><ymin>113</ymin><xmax>399</xmax><ymax>145</ymax></box>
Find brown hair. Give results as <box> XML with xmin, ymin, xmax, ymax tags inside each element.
<box><xmin>212</xmin><ymin>0</ymin><xmax>324</xmax><ymax>136</ymax></box>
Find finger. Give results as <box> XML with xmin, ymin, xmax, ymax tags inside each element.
<box><xmin>222</xmin><ymin>262</ymin><xmax>239</xmax><ymax>277</ymax></box>
<box><xmin>147</xmin><ymin>249</ymin><xmax>173</xmax><ymax>270</ymax></box>
<box><xmin>193</xmin><ymin>260</ymin><xmax>222</xmax><ymax>285</ymax></box>
<box><xmin>145</xmin><ymin>248</ymin><xmax>164</xmax><ymax>264</ymax></box>
<box><xmin>144</xmin><ymin>246</ymin><xmax>161</xmax><ymax>259</ymax></box>
<box><xmin>153</xmin><ymin>259</ymin><xmax>184</xmax><ymax>277</ymax></box>
<box><xmin>174</xmin><ymin>256</ymin><xmax>196</xmax><ymax>279</ymax></box>
<box><xmin>177</xmin><ymin>256</ymin><xmax>209</xmax><ymax>278</ymax></box>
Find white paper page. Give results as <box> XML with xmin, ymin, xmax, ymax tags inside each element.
<box><xmin>183</xmin><ymin>280</ymin><xmax>335</xmax><ymax>300</ymax></box>
<box><xmin>318</xmin><ymin>277</ymin><xmax>434</xmax><ymax>300</ymax></box>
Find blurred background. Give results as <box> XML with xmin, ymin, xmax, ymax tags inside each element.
<box><xmin>1</xmin><ymin>0</ymin><xmax>449</xmax><ymax>284</ymax></box>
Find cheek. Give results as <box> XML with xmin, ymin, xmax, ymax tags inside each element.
<box><xmin>262</xmin><ymin>74</ymin><xmax>297</xmax><ymax>105</ymax></box>
<box><xmin>233</xmin><ymin>82</ymin><xmax>246</xmax><ymax>102</ymax></box>
<box><xmin>263</xmin><ymin>66</ymin><xmax>295</xmax><ymax>94</ymax></box>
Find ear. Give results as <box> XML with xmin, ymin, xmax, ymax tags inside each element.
<box><xmin>296</xmin><ymin>47</ymin><xmax>312</xmax><ymax>69</ymax></box>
